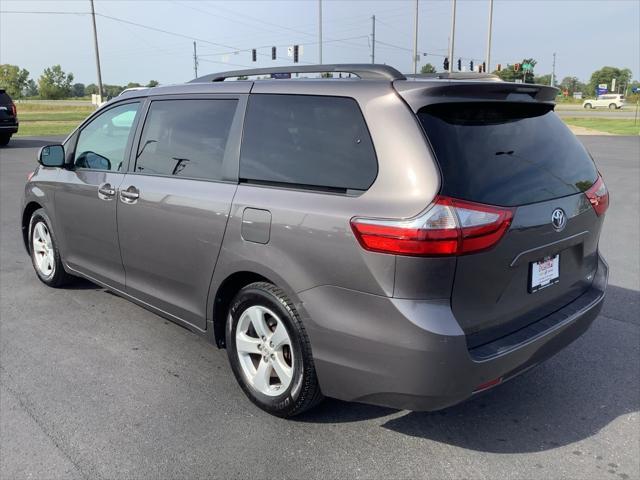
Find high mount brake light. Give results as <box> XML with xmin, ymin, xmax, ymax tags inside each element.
<box><xmin>585</xmin><ymin>174</ymin><xmax>609</xmax><ymax>217</ymax></box>
<box><xmin>351</xmin><ymin>196</ymin><xmax>514</xmax><ymax>257</ymax></box>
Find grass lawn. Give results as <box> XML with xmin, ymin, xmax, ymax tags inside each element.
<box><xmin>14</xmin><ymin>103</ymin><xmax>95</xmax><ymax>137</ymax></box>
<box><xmin>562</xmin><ymin>117</ymin><xmax>640</xmax><ymax>136</ymax></box>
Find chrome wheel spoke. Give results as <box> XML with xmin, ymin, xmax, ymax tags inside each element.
<box><xmin>248</xmin><ymin>307</ymin><xmax>270</xmax><ymax>339</ymax></box>
<box><xmin>32</xmin><ymin>221</ymin><xmax>55</xmax><ymax>277</ymax></box>
<box><xmin>269</xmin><ymin>324</ymin><xmax>289</xmax><ymax>350</ymax></box>
<box><xmin>272</xmin><ymin>353</ymin><xmax>293</xmax><ymax>385</ymax></box>
<box><xmin>236</xmin><ymin>332</ymin><xmax>262</xmax><ymax>355</ymax></box>
<box><xmin>252</xmin><ymin>359</ymin><xmax>272</xmax><ymax>392</ymax></box>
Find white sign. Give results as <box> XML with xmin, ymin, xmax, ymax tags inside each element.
<box><xmin>611</xmin><ymin>78</ymin><xmax>616</xmax><ymax>92</ymax></box>
<box><xmin>598</xmin><ymin>83</ymin><xmax>608</xmax><ymax>89</ymax></box>
<box><xmin>573</xmin><ymin>92</ymin><xmax>583</xmax><ymax>99</ymax></box>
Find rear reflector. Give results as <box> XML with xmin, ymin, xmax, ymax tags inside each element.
<box><xmin>10</xmin><ymin>102</ymin><xmax>16</xmax><ymax>117</ymax></box>
<box><xmin>351</xmin><ymin>196</ymin><xmax>514</xmax><ymax>257</ymax></box>
<box><xmin>473</xmin><ymin>377</ymin><xmax>503</xmax><ymax>393</ymax></box>
<box><xmin>585</xmin><ymin>174</ymin><xmax>609</xmax><ymax>216</ymax></box>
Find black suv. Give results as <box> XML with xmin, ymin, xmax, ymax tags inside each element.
<box><xmin>0</xmin><ymin>89</ymin><xmax>19</xmax><ymax>145</ymax></box>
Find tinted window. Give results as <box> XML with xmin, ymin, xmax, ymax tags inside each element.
<box><xmin>0</xmin><ymin>91</ymin><xmax>12</xmax><ymax>104</ymax></box>
<box><xmin>418</xmin><ymin>102</ymin><xmax>598</xmax><ymax>206</ymax></box>
<box><xmin>240</xmin><ymin>94</ymin><xmax>377</xmax><ymax>191</ymax></box>
<box><xmin>135</xmin><ymin>99</ymin><xmax>237</xmax><ymax>180</ymax></box>
<box><xmin>74</xmin><ymin>102</ymin><xmax>140</xmax><ymax>172</ymax></box>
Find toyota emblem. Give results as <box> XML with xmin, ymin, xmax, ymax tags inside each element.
<box><xmin>551</xmin><ymin>208</ymin><xmax>567</xmax><ymax>231</ymax></box>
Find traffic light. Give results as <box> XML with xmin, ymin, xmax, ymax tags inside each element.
<box><xmin>293</xmin><ymin>45</ymin><xmax>299</xmax><ymax>63</ymax></box>
<box><xmin>514</xmin><ymin>63</ymin><xmax>521</xmax><ymax>72</ymax></box>
<box><xmin>271</xmin><ymin>46</ymin><xmax>276</xmax><ymax>60</ymax></box>
<box><xmin>443</xmin><ymin>57</ymin><xmax>449</xmax><ymax>71</ymax></box>
<box><xmin>251</xmin><ymin>49</ymin><xmax>257</xmax><ymax>62</ymax></box>
<box><xmin>482</xmin><ymin>62</ymin><xmax>486</xmax><ymax>73</ymax></box>
<box><xmin>457</xmin><ymin>58</ymin><xmax>462</xmax><ymax>71</ymax></box>
<box><xmin>497</xmin><ymin>63</ymin><xmax>502</xmax><ymax>71</ymax></box>
<box><xmin>469</xmin><ymin>60</ymin><xmax>474</xmax><ymax>72</ymax></box>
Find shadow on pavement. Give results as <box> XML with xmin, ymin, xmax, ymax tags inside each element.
<box><xmin>1</xmin><ymin>136</ymin><xmax>66</xmax><ymax>150</ymax></box>
<box><xmin>297</xmin><ymin>284</ymin><xmax>639</xmax><ymax>453</ymax></box>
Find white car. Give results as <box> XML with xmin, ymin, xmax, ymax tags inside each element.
<box><xmin>583</xmin><ymin>94</ymin><xmax>625</xmax><ymax>110</ymax></box>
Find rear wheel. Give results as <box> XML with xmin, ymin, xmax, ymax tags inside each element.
<box><xmin>609</xmin><ymin>103</ymin><xmax>617</xmax><ymax>110</ymax></box>
<box><xmin>583</xmin><ymin>103</ymin><xmax>592</xmax><ymax>109</ymax></box>
<box><xmin>29</xmin><ymin>209</ymin><xmax>73</xmax><ymax>287</ymax></box>
<box><xmin>0</xmin><ymin>134</ymin><xmax>10</xmax><ymax>146</ymax></box>
<box><xmin>226</xmin><ymin>282</ymin><xmax>323</xmax><ymax>417</ymax></box>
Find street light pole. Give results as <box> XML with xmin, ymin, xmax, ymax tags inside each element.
<box><xmin>551</xmin><ymin>52</ymin><xmax>556</xmax><ymax>86</ymax></box>
<box><xmin>485</xmin><ymin>0</ymin><xmax>493</xmax><ymax>72</ymax></box>
<box><xmin>318</xmin><ymin>0</ymin><xmax>323</xmax><ymax>64</ymax></box>
<box><xmin>371</xmin><ymin>15</ymin><xmax>376</xmax><ymax>64</ymax></box>
<box><xmin>89</xmin><ymin>0</ymin><xmax>104</xmax><ymax>100</ymax></box>
<box><xmin>413</xmin><ymin>0</ymin><xmax>419</xmax><ymax>74</ymax></box>
<box><xmin>447</xmin><ymin>0</ymin><xmax>457</xmax><ymax>73</ymax></box>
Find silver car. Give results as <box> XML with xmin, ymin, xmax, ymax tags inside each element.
<box><xmin>22</xmin><ymin>65</ymin><xmax>609</xmax><ymax>417</ymax></box>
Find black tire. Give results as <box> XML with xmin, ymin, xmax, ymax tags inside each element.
<box><xmin>0</xmin><ymin>134</ymin><xmax>10</xmax><ymax>146</ymax></box>
<box><xmin>226</xmin><ymin>282</ymin><xmax>323</xmax><ymax>417</ymax></box>
<box><xmin>28</xmin><ymin>209</ymin><xmax>74</xmax><ymax>287</ymax></box>
<box><xmin>584</xmin><ymin>103</ymin><xmax>592</xmax><ymax>109</ymax></box>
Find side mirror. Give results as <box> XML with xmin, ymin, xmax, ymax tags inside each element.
<box><xmin>38</xmin><ymin>144</ymin><xmax>65</xmax><ymax>167</ymax></box>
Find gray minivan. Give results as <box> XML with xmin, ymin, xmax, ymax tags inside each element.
<box><xmin>22</xmin><ymin>65</ymin><xmax>609</xmax><ymax>417</ymax></box>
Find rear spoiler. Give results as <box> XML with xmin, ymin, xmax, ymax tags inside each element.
<box><xmin>394</xmin><ymin>80</ymin><xmax>559</xmax><ymax>112</ymax></box>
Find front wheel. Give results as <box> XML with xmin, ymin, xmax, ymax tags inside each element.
<box><xmin>609</xmin><ymin>103</ymin><xmax>617</xmax><ymax>110</ymax></box>
<box><xmin>29</xmin><ymin>209</ymin><xmax>74</xmax><ymax>287</ymax></box>
<box><xmin>226</xmin><ymin>282</ymin><xmax>323</xmax><ymax>417</ymax></box>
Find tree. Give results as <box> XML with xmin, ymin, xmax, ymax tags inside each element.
<box><xmin>534</xmin><ymin>73</ymin><xmax>552</xmax><ymax>86</ymax></box>
<box><xmin>559</xmin><ymin>76</ymin><xmax>587</xmax><ymax>95</ymax></box>
<box><xmin>126</xmin><ymin>82</ymin><xmax>142</xmax><ymax>88</ymax></box>
<box><xmin>588</xmin><ymin>66</ymin><xmax>632</xmax><ymax>96</ymax></box>
<box><xmin>23</xmin><ymin>79</ymin><xmax>38</xmax><ymax>97</ymax></box>
<box><xmin>38</xmin><ymin>65</ymin><xmax>74</xmax><ymax>99</ymax></box>
<box><xmin>0</xmin><ymin>64</ymin><xmax>30</xmax><ymax>98</ymax></box>
<box><xmin>493</xmin><ymin>58</ymin><xmax>537</xmax><ymax>83</ymax></box>
<box><xmin>71</xmin><ymin>83</ymin><xmax>85</xmax><ymax>97</ymax></box>
<box><xmin>146</xmin><ymin>80</ymin><xmax>159</xmax><ymax>87</ymax></box>
<box><xmin>85</xmin><ymin>83</ymin><xmax>98</xmax><ymax>95</ymax></box>
<box><xmin>420</xmin><ymin>63</ymin><xmax>436</xmax><ymax>74</ymax></box>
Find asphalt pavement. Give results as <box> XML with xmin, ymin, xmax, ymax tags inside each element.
<box><xmin>555</xmin><ymin>103</ymin><xmax>639</xmax><ymax>119</ymax></box>
<box><xmin>1</xmin><ymin>135</ymin><xmax>638</xmax><ymax>480</ymax></box>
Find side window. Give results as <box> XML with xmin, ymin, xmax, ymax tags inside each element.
<box><xmin>240</xmin><ymin>94</ymin><xmax>378</xmax><ymax>191</ymax></box>
<box><xmin>74</xmin><ymin>102</ymin><xmax>140</xmax><ymax>172</ymax></box>
<box><xmin>135</xmin><ymin>99</ymin><xmax>238</xmax><ymax>181</ymax></box>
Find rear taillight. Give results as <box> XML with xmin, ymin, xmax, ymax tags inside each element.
<box><xmin>10</xmin><ymin>103</ymin><xmax>17</xmax><ymax>117</ymax></box>
<box><xmin>585</xmin><ymin>174</ymin><xmax>609</xmax><ymax>216</ymax></box>
<box><xmin>350</xmin><ymin>196</ymin><xmax>514</xmax><ymax>257</ymax></box>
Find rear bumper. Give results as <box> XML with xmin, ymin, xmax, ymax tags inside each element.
<box><xmin>0</xmin><ymin>123</ymin><xmax>18</xmax><ymax>134</ymax></box>
<box><xmin>300</xmin><ymin>254</ymin><xmax>608</xmax><ymax>411</ymax></box>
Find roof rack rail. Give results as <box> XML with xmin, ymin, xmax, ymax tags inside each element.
<box><xmin>406</xmin><ymin>72</ymin><xmax>501</xmax><ymax>81</ymax></box>
<box><xmin>189</xmin><ymin>64</ymin><xmax>406</xmax><ymax>83</ymax></box>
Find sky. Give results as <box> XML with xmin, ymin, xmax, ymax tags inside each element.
<box><xmin>1</xmin><ymin>0</ymin><xmax>639</xmax><ymax>86</ymax></box>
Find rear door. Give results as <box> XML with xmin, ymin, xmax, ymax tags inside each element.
<box><xmin>417</xmin><ymin>101</ymin><xmax>604</xmax><ymax>347</ymax></box>
<box><xmin>117</xmin><ymin>95</ymin><xmax>245</xmax><ymax>330</ymax></box>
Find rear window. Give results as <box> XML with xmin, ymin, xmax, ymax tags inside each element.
<box><xmin>418</xmin><ymin>102</ymin><xmax>598</xmax><ymax>206</ymax></box>
<box><xmin>240</xmin><ymin>94</ymin><xmax>377</xmax><ymax>191</ymax></box>
<box><xmin>0</xmin><ymin>91</ymin><xmax>12</xmax><ymax>104</ymax></box>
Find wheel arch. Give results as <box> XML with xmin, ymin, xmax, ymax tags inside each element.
<box><xmin>22</xmin><ymin>201</ymin><xmax>43</xmax><ymax>252</ymax></box>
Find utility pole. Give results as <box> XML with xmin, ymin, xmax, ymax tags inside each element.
<box><xmin>318</xmin><ymin>0</ymin><xmax>323</xmax><ymax>64</ymax></box>
<box><xmin>193</xmin><ymin>41</ymin><xmax>198</xmax><ymax>78</ymax></box>
<box><xmin>551</xmin><ymin>52</ymin><xmax>556</xmax><ymax>86</ymax></box>
<box><xmin>413</xmin><ymin>0</ymin><xmax>419</xmax><ymax>74</ymax></box>
<box><xmin>485</xmin><ymin>0</ymin><xmax>494</xmax><ymax>73</ymax></box>
<box><xmin>447</xmin><ymin>0</ymin><xmax>457</xmax><ymax>73</ymax></box>
<box><xmin>371</xmin><ymin>15</ymin><xmax>376</xmax><ymax>64</ymax></box>
<box><xmin>89</xmin><ymin>0</ymin><xmax>104</xmax><ymax>100</ymax></box>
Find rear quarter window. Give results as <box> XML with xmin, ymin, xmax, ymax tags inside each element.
<box><xmin>240</xmin><ymin>94</ymin><xmax>377</xmax><ymax>191</ymax></box>
<box><xmin>418</xmin><ymin>102</ymin><xmax>598</xmax><ymax>206</ymax></box>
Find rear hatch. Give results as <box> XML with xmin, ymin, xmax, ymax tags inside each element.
<box><xmin>400</xmin><ymin>84</ymin><xmax>605</xmax><ymax>348</ymax></box>
<box><xmin>0</xmin><ymin>90</ymin><xmax>17</xmax><ymax>126</ymax></box>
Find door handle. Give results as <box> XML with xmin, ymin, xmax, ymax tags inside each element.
<box><xmin>120</xmin><ymin>186</ymin><xmax>140</xmax><ymax>204</ymax></box>
<box><xmin>98</xmin><ymin>183</ymin><xmax>116</xmax><ymax>200</ymax></box>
